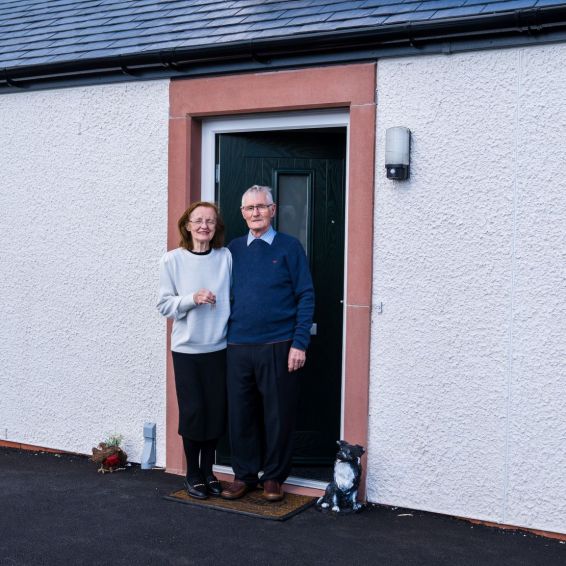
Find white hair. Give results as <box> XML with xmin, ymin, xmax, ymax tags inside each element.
<box><xmin>241</xmin><ymin>185</ymin><xmax>274</xmax><ymax>206</ymax></box>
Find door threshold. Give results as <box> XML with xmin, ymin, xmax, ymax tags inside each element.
<box><xmin>213</xmin><ymin>465</ymin><xmax>327</xmax><ymax>495</ymax></box>
<box><xmin>285</xmin><ymin>475</ymin><xmax>328</xmax><ymax>491</ymax></box>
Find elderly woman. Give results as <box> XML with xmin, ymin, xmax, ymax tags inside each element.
<box><xmin>157</xmin><ymin>202</ymin><xmax>231</xmax><ymax>499</ymax></box>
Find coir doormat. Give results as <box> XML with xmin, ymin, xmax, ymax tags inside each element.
<box><xmin>164</xmin><ymin>482</ymin><xmax>315</xmax><ymax>521</ymax></box>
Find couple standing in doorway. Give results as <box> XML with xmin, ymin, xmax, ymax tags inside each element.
<box><xmin>157</xmin><ymin>185</ymin><xmax>315</xmax><ymax>503</ymax></box>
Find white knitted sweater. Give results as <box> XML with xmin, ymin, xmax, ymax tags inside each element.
<box><xmin>157</xmin><ymin>247</ymin><xmax>232</xmax><ymax>354</ymax></box>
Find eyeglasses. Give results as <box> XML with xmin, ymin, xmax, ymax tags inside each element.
<box><xmin>188</xmin><ymin>219</ymin><xmax>216</xmax><ymax>226</ymax></box>
<box><xmin>241</xmin><ymin>204</ymin><xmax>273</xmax><ymax>213</ymax></box>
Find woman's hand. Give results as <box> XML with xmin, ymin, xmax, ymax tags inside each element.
<box><xmin>193</xmin><ymin>289</ymin><xmax>216</xmax><ymax>306</ymax></box>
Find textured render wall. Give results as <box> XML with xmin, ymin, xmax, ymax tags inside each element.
<box><xmin>369</xmin><ymin>45</ymin><xmax>566</xmax><ymax>533</ymax></box>
<box><xmin>0</xmin><ymin>81</ymin><xmax>169</xmax><ymax>465</ymax></box>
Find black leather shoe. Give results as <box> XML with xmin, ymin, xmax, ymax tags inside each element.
<box><xmin>184</xmin><ymin>477</ymin><xmax>208</xmax><ymax>500</ymax></box>
<box><xmin>205</xmin><ymin>475</ymin><xmax>222</xmax><ymax>496</ymax></box>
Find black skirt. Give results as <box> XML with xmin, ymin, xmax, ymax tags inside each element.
<box><xmin>172</xmin><ymin>349</ymin><xmax>227</xmax><ymax>441</ymax></box>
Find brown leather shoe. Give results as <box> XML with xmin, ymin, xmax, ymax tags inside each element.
<box><xmin>262</xmin><ymin>480</ymin><xmax>284</xmax><ymax>502</ymax></box>
<box><xmin>220</xmin><ymin>479</ymin><xmax>255</xmax><ymax>500</ymax></box>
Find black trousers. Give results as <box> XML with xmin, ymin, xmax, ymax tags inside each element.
<box><xmin>172</xmin><ymin>349</ymin><xmax>227</xmax><ymax>441</ymax></box>
<box><xmin>226</xmin><ymin>340</ymin><xmax>301</xmax><ymax>485</ymax></box>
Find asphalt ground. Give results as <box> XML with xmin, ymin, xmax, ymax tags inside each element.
<box><xmin>1</xmin><ymin>447</ymin><xmax>564</xmax><ymax>566</ymax></box>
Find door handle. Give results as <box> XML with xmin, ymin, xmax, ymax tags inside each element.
<box><xmin>310</xmin><ymin>323</ymin><xmax>317</xmax><ymax>336</ymax></box>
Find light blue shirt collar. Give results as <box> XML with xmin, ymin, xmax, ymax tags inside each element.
<box><xmin>247</xmin><ymin>225</ymin><xmax>276</xmax><ymax>246</ymax></box>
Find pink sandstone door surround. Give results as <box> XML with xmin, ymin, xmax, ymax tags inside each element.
<box><xmin>167</xmin><ymin>63</ymin><xmax>376</xmax><ymax>496</ymax></box>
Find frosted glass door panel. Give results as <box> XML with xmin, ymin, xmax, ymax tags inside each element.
<box><xmin>277</xmin><ymin>173</ymin><xmax>311</xmax><ymax>254</ymax></box>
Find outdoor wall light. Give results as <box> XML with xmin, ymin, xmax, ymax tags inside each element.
<box><xmin>385</xmin><ymin>126</ymin><xmax>411</xmax><ymax>180</ymax></box>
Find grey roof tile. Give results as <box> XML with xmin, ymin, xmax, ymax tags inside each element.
<box><xmin>203</xmin><ymin>16</ymin><xmax>248</xmax><ymax>27</ymax></box>
<box><xmin>131</xmin><ymin>9</ymin><xmax>175</xmax><ymax>22</ymax></box>
<box><xmin>0</xmin><ymin>38</ymin><xmax>55</xmax><ymax>51</ymax></box>
<box><xmin>0</xmin><ymin>55</ymin><xmax>20</xmax><ymax>67</ymax></box>
<box><xmin>73</xmin><ymin>47</ymin><xmax>127</xmax><ymax>60</ymax></box>
<box><xmin>0</xmin><ymin>55</ymin><xmax>45</xmax><ymax>68</ymax></box>
<box><xmin>2</xmin><ymin>13</ymin><xmax>56</xmax><ymax>27</ymax></box>
<box><xmin>325</xmin><ymin>8</ymin><xmax>382</xmax><ymax>21</ymax></box>
<box><xmin>371</xmin><ymin>2</ymin><xmax>424</xmax><ymax>16</ymax></box>
<box><xmin>73</xmin><ymin>30</ymin><xmax>142</xmax><ymax>44</ymax></box>
<box><xmin>207</xmin><ymin>23</ymin><xmax>255</xmax><ymax>35</ymax></box>
<box><xmin>171</xmin><ymin>31</ymin><xmax>256</xmax><ymax>48</ymax></box>
<box><xmin>307</xmin><ymin>0</ymin><xmax>367</xmax><ymax>11</ymax></box>
<box><xmin>234</xmin><ymin>1</ymin><xmax>320</xmax><ymax>16</ymax></box>
<box><xmin>359</xmin><ymin>0</ymin><xmax>409</xmax><ymax>7</ymax></box>
<box><xmin>0</xmin><ymin>0</ymin><xmax>554</xmax><ymax>72</ymax></box>
<box><xmin>27</xmin><ymin>0</ymin><xmax>73</xmax><ymax>8</ymax></box>
<box><xmin>163</xmin><ymin>37</ymin><xmax>213</xmax><ymax>49</ymax></box>
<box><xmin>287</xmin><ymin>14</ymin><xmax>334</xmax><ymax>26</ymax></box>
<box><xmin>433</xmin><ymin>4</ymin><xmax>487</xmax><ymax>15</ymax></box>
<box><xmin>129</xmin><ymin>41</ymin><xmax>178</xmax><ymax>53</ymax></box>
<box><xmin>19</xmin><ymin>41</ymin><xmax>113</xmax><ymax>58</ymax></box>
<box><xmin>333</xmin><ymin>15</ymin><xmax>391</xmax><ymax>27</ymax></box>
<box><xmin>170</xmin><ymin>21</ymin><xmax>211</xmax><ymax>33</ymax></box>
<box><xmin>9</xmin><ymin>8</ymin><xmax>76</xmax><ymax>23</ymax></box>
<box><xmin>0</xmin><ymin>6</ymin><xmax>55</xmax><ymax>20</ymax></box>
<box><xmin>383</xmin><ymin>8</ymin><xmax>437</xmax><ymax>22</ymax></box>
<box><xmin>48</xmin><ymin>14</ymin><xmax>100</xmax><ymax>26</ymax></box>
<box><xmin>98</xmin><ymin>0</ymin><xmax>144</xmax><ymax>5</ymax></box>
<box><xmin>195</xmin><ymin>1</ymin><xmax>240</xmax><ymax>13</ymax></box>
<box><xmin>135</xmin><ymin>24</ymin><xmax>194</xmax><ymax>37</ymax></box>
<box><xmin>216</xmin><ymin>31</ymin><xmax>258</xmax><ymax>42</ymax></box>
<box><xmin>278</xmin><ymin>6</ymin><xmax>331</xmax><ymax>18</ymax></box>
<box><xmin>420</xmin><ymin>0</ymin><xmax>465</xmax><ymax>9</ymax></box>
<box><xmin>481</xmin><ymin>0</ymin><xmax>537</xmax><ymax>9</ymax></box>
<box><xmin>1</xmin><ymin>32</ymin><xmax>57</xmax><ymax>46</ymax></box>
<box><xmin>22</xmin><ymin>18</ymin><xmax>60</xmax><ymax>28</ymax></box>
<box><xmin>183</xmin><ymin>0</ymin><xmax>227</xmax><ymax>6</ymax></box>
<box><xmin>106</xmin><ymin>33</ymin><xmax>177</xmax><ymax>49</ymax></box>
<box><xmin>47</xmin><ymin>21</ymin><xmax>137</xmax><ymax>39</ymax></box>
<box><xmin>280</xmin><ymin>22</ymin><xmax>323</xmax><ymax>34</ymax></box>
<box><xmin>27</xmin><ymin>17</ymin><xmax>115</xmax><ymax>36</ymax></box>
<box><xmin>103</xmin><ymin>44</ymin><xmax>147</xmax><ymax>56</ymax></box>
<box><xmin>240</xmin><ymin>10</ymin><xmax>287</xmax><ymax>23</ymax></box>
<box><xmin>167</xmin><ymin>12</ymin><xmax>216</xmax><ymax>25</ymax></box>
<box><xmin>22</xmin><ymin>53</ymin><xmax>80</xmax><ymax>65</ymax></box>
<box><xmin>97</xmin><ymin>13</ymin><xmax>152</xmax><ymax>26</ymax></box>
<box><xmin>159</xmin><ymin>0</ymin><xmax>209</xmax><ymax>8</ymax></box>
<box><xmin>0</xmin><ymin>3</ymin><xmax>26</xmax><ymax>16</ymax></box>
<box><xmin>248</xmin><ymin>18</ymin><xmax>293</xmax><ymax>30</ymax></box>
<box><xmin>247</xmin><ymin>28</ymin><xmax>301</xmax><ymax>39</ymax></box>
<box><xmin>130</xmin><ymin>4</ymin><xmax>176</xmax><ymax>15</ymax></box>
<box><xmin>0</xmin><ymin>21</ymin><xmax>30</xmax><ymax>32</ymax></box>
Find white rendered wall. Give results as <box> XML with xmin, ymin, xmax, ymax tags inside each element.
<box><xmin>0</xmin><ymin>81</ymin><xmax>169</xmax><ymax>466</ymax></box>
<box><xmin>369</xmin><ymin>45</ymin><xmax>566</xmax><ymax>534</ymax></box>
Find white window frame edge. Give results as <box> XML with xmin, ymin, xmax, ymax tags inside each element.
<box><xmin>201</xmin><ymin>110</ymin><xmax>350</xmax><ymax>490</ymax></box>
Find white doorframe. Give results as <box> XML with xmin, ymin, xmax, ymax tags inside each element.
<box><xmin>201</xmin><ymin>109</ymin><xmax>349</xmax><ymax>200</ymax></box>
<box><xmin>201</xmin><ymin>110</ymin><xmax>350</xmax><ymax>490</ymax></box>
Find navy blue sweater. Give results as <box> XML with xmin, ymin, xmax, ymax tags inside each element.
<box><xmin>227</xmin><ymin>232</ymin><xmax>315</xmax><ymax>350</ymax></box>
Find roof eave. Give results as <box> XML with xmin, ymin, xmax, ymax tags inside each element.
<box><xmin>2</xmin><ymin>5</ymin><xmax>566</xmax><ymax>91</ymax></box>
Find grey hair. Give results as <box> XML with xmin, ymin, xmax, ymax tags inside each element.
<box><xmin>241</xmin><ymin>185</ymin><xmax>274</xmax><ymax>206</ymax></box>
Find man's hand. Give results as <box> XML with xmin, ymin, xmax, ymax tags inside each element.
<box><xmin>193</xmin><ymin>289</ymin><xmax>216</xmax><ymax>306</ymax></box>
<box><xmin>288</xmin><ymin>347</ymin><xmax>306</xmax><ymax>372</ymax></box>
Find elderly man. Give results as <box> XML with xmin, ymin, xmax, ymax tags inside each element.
<box><xmin>221</xmin><ymin>185</ymin><xmax>314</xmax><ymax>502</ymax></box>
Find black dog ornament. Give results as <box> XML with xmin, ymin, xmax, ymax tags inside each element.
<box><xmin>317</xmin><ymin>440</ymin><xmax>365</xmax><ymax>513</ymax></box>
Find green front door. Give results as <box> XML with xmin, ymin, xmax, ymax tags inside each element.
<box><xmin>216</xmin><ymin>128</ymin><xmax>346</xmax><ymax>471</ymax></box>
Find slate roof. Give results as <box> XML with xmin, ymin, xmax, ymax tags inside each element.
<box><xmin>1</xmin><ymin>0</ymin><xmax>565</xmax><ymax>71</ymax></box>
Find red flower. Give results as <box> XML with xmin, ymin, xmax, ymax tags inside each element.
<box><xmin>104</xmin><ymin>453</ymin><xmax>120</xmax><ymax>468</ymax></box>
